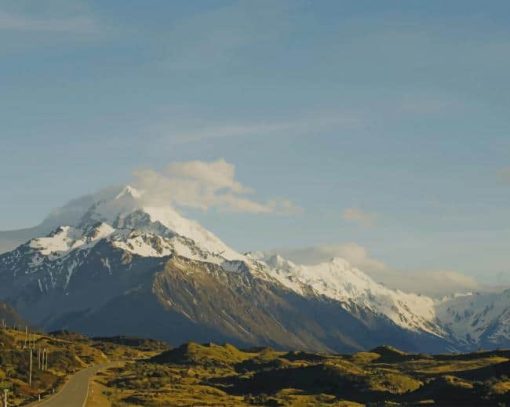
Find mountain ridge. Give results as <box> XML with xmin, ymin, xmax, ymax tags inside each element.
<box><xmin>0</xmin><ymin>185</ymin><xmax>507</xmax><ymax>353</ymax></box>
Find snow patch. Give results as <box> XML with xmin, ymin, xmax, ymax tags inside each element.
<box><xmin>255</xmin><ymin>253</ymin><xmax>442</xmax><ymax>335</ymax></box>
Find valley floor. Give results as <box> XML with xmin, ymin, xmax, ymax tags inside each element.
<box><xmin>92</xmin><ymin>342</ymin><xmax>510</xmax><ymax>406</ymax></box>
<box><xmin>0</xmin><ymin>328</ymin><xmax>166</xmax><ymax>406</ymax></box>
<box><xmin>3</xmin><ymin>327</ymin><xmax>510</xmax><ymax>406</ymax></box>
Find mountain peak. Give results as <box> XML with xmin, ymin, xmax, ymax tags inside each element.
<box><xmin>12</xmin><ymin>185</ymin><xmax>243</xmax><ymax>263</ymax></box>
<box><xmin>115</xmin><ymin>185</ymin><xmax>142</xmax><ymax>200</ymax></box>
<box><xmin>329</xmin><ymin>257</ymin><xmax>350</xmax><ymax>267</ymax></box>
<box><xmin>1</xmin><ymin>185</ymin><xmax>509</xmax><ymax>353</ymax></box>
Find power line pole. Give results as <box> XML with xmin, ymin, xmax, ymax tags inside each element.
<box><xmin>23</xmin><ymin>326</ymin><xmax>28</xmax><ymax>349</ymax></box>
<box><xmin>41</xmin><ymin>348</ymin><xmax>48</xmax><ymax>371</ymax></box>
<box><xmin>28</xmin><ymin>349</ymin><xmax>33</xmax><ymax>387</ymax></box>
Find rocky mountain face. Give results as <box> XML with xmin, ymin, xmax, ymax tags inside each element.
<box><xmin>0</xmin><ymin>186</ymin><xmax>507</xmax><ymax>353</ymax></box>
<box><xmin>436</xmin><ymin>290</ymin><xmax>510</xmax><ymax>350</ymax></box>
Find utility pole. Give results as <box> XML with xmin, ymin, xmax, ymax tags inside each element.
<box><xmin>41</xmin><ymin>348</ymin><xmax>48</xmax><ymax>371</ymax></box>
<box><xmin>23</xmin><ymin>326</ymin><xmax>28</xmax><ymax>349</ymax></box>
<box><xmin>28</xmin><ymin>349</ymin><xmax>33</xmax><ymax>387</ymax></box>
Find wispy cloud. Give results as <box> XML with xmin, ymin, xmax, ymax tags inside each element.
<box><xmin>145</xmin><ymin>88</ymin><xmax>462</xmax><ymax>148</ymax></box>
<box><xmin>342</xmin><ymin>207</ymin><xmax>377</xmax><ymax>228</ymax></box>
<box><xmin>150</xmin><ymin>111</ymin><xmax>361</xmax><ymax>145</ymax></box>
<box><xmin>133</xmin><ymin>159</ymin><xmax>301</xmax><ymax>215</ymax></box>
<box><xmin>276</xmin><ymin>243</ymin><xmax>386</xmax><ymax>272</ymax></box>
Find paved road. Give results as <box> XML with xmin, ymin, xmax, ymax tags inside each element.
<box><xmin>27</xmin><ymin>362</ymin><xmax>118</xmax><ymax>407</ymax></box>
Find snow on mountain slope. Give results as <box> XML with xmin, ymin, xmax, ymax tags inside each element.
<box><xmin>16</xmin><ymin>225</ymin><xmax>232</xmax><ymax>277</ymax></box>
<box><xmin>250</xmin><ymin>253</ymin><xmax>442</xmax><ymax>336</ymax></box>
<box><xmin>1</xmin><ymin>185</ymin><xmax>445</xmax><ymax>338</ymax></box>
<box><xmin>109</xmin><ymin>229</ymin><xmax>229</xmax><ymax>263</ymax></box>
<box><xmin>142</xmin><ymin>206</ymin><xmax>242</xmax><ymax>260</ymax></box>
<box><xmin>436</xmin><ymin>290</ymin><xmax>510</xmax><ymax>346</ymax></box>
<box><xmin>4</xmin><ymin>183</ymin><xmax>509</xmax><ymax>350</ymax></box>
<box><xmin>28</xmin><ymin>185</ymin><xmax>243</xmax><ymax>263</ymax></box>
<box><xmin>0</xmin><ymin>185</ymin><xmax>247</xmax><ymax>294</ymax></box>
<box><xmin>29</xmin><ymin>223</ymin><xmax>115</xmax><ymax>258</ymax></box>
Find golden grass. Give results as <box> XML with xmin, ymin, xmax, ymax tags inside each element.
<box><xmin>441</xmin><ymin>375</ymin><xmax>474</xmax><ymax>389</ymax></box>
<box><xmin>405</xmin><ymin>356</ymin><xmax>509</xmax><ymax>374</ymax></box>
<box><xmin>491</xmin><ymin>380</ymin><xmax>510</xmax><ymax>394</ymax></box>
<box><xmin>95</xmin><ymin>343</ymin><xmax>510</xmax><ymax>406</ymax></box>
<box><xmin>5</xmin><ymin>328</ymin><xmax>510</xmax><ymax>406</ymax></box>
<box><xmin>366</xmin><ymin>370</ymin><xmax>422</xmax><ymax>394</ymax></box>
<box><xmin>350</xmin><ymin>351</ymin><xmax>381</xmax><ymax>364</ymax></box>
<box><xmin>0</xmin><ymin>328</ymin><xmax>160</xmax><ymax>406</ymax></box>
<box><xmin>274</xmin><ymin>389</ymin><xmax>364</xmax><ymax>407</ymax></box>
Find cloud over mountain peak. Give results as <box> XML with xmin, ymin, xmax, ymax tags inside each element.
<box><xmin>133</xmin><ymin>159</ymin><xmax>301</xmax><ymax>215</ymax></box>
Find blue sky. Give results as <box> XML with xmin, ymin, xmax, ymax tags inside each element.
<box><xmin>1</xmin><ymin>0</ymin><xmax>509</xmax><ymax>285</ymax></box>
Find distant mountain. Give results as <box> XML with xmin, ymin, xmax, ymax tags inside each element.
<box><xmin>0</xmin><ymin>185</ymin><xmax>506</xmax><ymax>352</ymax></box>
<box><xmin>436</xmin><ymin>290</ymin><xmax>510</xmax><ymax>350</ymax></box>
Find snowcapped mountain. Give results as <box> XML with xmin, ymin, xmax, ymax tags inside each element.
<box><xmin>436</xmin><ymin>290</ymin><xmax>510</xmax><ymax>350</ymax></box>
<box><xmin>0</xmin><ymin>185</ymin><xmax>506</xmax><ymax>352</ymax></box>
<box><xmin>53</xmin><ymin>185</ymin><xmax>241</xmax><ymax>260</ymax></box>
<box><xmin>250</xmin><ymin>253</ymin><xmax>442</xmax><ymax>336</ymax></box>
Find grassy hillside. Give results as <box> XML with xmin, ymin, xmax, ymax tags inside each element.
<box><xmin>0</xmin><ymin>327</ymin><xmax>167</xmax><ymax>406</ymax></box>
<box><xmin>95</xmin><ymin>343</ymin><xmax>510</xmax><ymax>406</ymax></box>
<box><xmin>4</xmin><ymin>325</ymin><xmax>510</xmax><ymax>406</ymax></box>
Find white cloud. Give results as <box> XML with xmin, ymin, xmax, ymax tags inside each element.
<box><xmin>342</xmin><ymin>207</ymin><xmax>377</xmax><ymax>227</ymax></box>
<box><xmin>276</xmin><ymin>243</ymin><xmax>482</xmax><ymax>297</ymax></box>
<box><xmin>0</xmin><ymin>9</ymin><xmax>99</xmax><ymax>33</ymax></box>
<box><xmin>371</xmin><ymin>269</ymin><xmax>481</xmax><ymax>298</ymax></box>
<box><xmin>277</xmin><ymin>243</ymin><xmax>386</xmax><ymax>272</ymax></box>
<box><xmin>133</xmin><ymin>159</ymin><xmax>301</xmax><ymax>215</ymax></box>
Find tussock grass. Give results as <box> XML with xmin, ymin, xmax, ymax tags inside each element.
<box><xmin>98</xmin><ymin>342</ymin><xmax>510</xmax><ymax>406</ymax></box>
<box><xmin>0</xmin><ymin>328</ymin><xmax>161</xmax><ymax>406</ymax></box>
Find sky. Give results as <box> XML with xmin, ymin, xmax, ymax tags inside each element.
<box><xmin>1</xmin><ymin>0</ymin><xmax>509</xmax><ymax>288</ymax></box>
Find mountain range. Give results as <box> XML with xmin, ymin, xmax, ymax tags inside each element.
<box><xmin>0</xmin><ymin>185</ymin><xmax>509</xmax><ymax>353</ymax></box>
